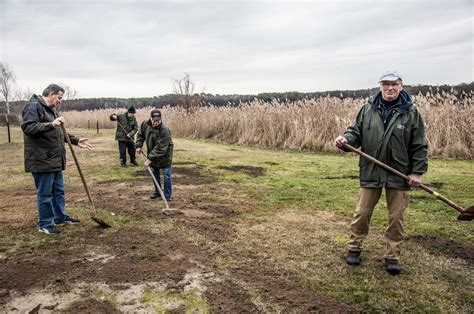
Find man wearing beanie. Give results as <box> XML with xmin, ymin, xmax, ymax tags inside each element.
<box><xmin>136</xmin><ymin>109</ymin><xmax>174</xmax><ymax>201</ymax></box>
<box><xmin>110</xmin><ymin>106</ymin><xmax>138</xmax><ymax>167</ymax></box>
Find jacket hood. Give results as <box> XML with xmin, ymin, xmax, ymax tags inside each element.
<box><xmin>369</xmin><ymin>90</ymin><xmax>413</xmax><ymax>113</ymax></box>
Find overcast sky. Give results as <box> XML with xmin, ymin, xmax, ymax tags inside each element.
<box><xmin>0</xmin><ymin>0</ymin><xmax>472</xmax><ymax>98</ymax></box>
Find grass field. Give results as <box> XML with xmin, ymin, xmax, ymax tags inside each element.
<box><xmin>0</xmin><ymin>126</ymin><xmax>473</xmax><ymax>312</ymax></box>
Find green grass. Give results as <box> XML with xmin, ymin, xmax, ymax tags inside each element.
<box><xmin>1</xmin><ymin>126</ymin><xmax>473</xmax><ymax>312</ymax></box>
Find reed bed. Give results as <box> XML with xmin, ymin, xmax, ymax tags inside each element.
<box><xmin>61</xmin><ymin>92</ymin><xmax>473</xmax><ymax>159</ymax></box>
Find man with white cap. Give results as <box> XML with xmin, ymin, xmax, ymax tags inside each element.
<box><xmin>335</xmin><ymin>71</ymin><xmax>428</xmax><ymax>275</ymax></box>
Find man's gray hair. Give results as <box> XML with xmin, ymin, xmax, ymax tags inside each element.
<box><xmin>42</xmin><ymin>84</ymin><xmax>65</xmax><ymax>97</ymax></box>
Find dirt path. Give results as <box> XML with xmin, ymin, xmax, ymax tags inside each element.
<box><xmin>0</xmin><ymin>163</ymin><xmax>357</xmax><ymax>312</ymax></box>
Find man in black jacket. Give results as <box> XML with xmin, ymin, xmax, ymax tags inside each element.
<box><xmin>22</xmin><ymin>84</ymin><xmax>92</xmax><ymax>235</ymax></box>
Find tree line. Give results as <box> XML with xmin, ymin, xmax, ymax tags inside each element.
<box><xmin>2</xmin><ymin>81</ymin><xmax>472</xmax><ymax>116</ymax></box>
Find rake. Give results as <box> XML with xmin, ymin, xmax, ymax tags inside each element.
<box><xmin>61</xmin><ymin>124</ymin><xmax>111</xmax><ymax>228</ymax></box>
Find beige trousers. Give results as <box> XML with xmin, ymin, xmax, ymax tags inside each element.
<box><xmin>348</xmin><ymin>187</ymin><xmax>410</xmax><ymax>260</ymax></box>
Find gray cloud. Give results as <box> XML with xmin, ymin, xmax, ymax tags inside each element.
<box><xmin>0</xmin><ymin>0</ymin><xmax>472</xmax><ymax>97</ymax></box>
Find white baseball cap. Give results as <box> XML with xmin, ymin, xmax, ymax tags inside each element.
<box><xmin>379</xmin><ymin>70</ymin><xmax>402</xmax><ymax>83</ymax></box>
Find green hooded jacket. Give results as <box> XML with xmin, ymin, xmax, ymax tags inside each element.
<box><xmin>110</xmin><ymin>113</ymin><xmax>138</xmax><ymax>142</ymax></box>
<box><xmin>135</xmin><ymin>120</ymin><xmax>174</xmax><ymax>169</ymax></box>
<box><xmin>343</xmin><ymin>90</ymin><xmax>428</xmax><ymax>190</ymax></box>
<box><xmin>21</xmin><ymin>95</ymin><xmax>79</xmax><ymax>172</ymax></box>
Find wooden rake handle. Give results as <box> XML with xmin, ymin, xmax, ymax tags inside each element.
<box><xmin>60</xmin><ymin>124</ymin><xmax>98</xmax><ymax>217</ymax></box>
<box><xmin>342</xmin><ymin>143</ymin><xmax>465</xmax><ymax>213</ymax></box>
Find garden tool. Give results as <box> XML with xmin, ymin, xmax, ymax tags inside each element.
<box><xmin>61</xmin><ymin>124</ymin><xmax>111</xmax><ymax>228</ymax></box>
<box><xmin>342</xmin><ymin>143</ymin><xmax>474</xmax><ymax>221</ymax></box>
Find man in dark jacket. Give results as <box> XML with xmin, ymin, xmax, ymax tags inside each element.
<box><xmin>110</xmin><ymin>106</ymin><xmax>138</xmax><ymax>167</ymax></box>
<box><xmin>136</xmin><ymin>109</ymin><xmax>174</xmax><ymax>200</ymax></box>
<box><xmin>335</xmin><ymin>71</ymin><xmax>428</xmax><ymax>275</ymax></box>
<box><xmin>22</xmin><ymin>84</ymin><xmax>92</xmax><ymax>235</ymax></box>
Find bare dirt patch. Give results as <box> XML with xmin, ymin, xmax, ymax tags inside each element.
<box><xmin>408</xmin><ymin>234</ymin><xmax>474</xmax><ymax>262</ymax></box>
<box><xmin>322</xmin><ymin>175</ymin><xmax>359</xmax><ymax>180</ymax></box>
<box><xmin>0</xmin><ymin>176</ymin><xmax>358</xmax><ymax>312</ymax></box>
<box><xmin>217</xmin><ymin>165</ymin><xmax>266</xmax><ymax>177</ymax></box>
<box><xmin>67</xmin><ymin>298</ymin><xmax>119</xmax><ymax>314</ymax></box>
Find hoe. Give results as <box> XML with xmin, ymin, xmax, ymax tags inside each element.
<box><xmin>61</xmin><ymin>124</ymin><xmax>111</xmax><ymax>228</ymax></box>
<box><xmin>342</xmin><ymin>143</ymin><xmax>474</xmax><ymax>221</ymax></box>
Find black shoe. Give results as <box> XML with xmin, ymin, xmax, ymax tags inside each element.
<box><xmin>121</xmin><ymin>163</ymin><xmax>127</xmax><ymax>167</ymax></box>
<box><xmin>150</xmin><ymin>194</ymin><xmax>160</xmax><ymax>199</ymax></box>
<box><xmin>385</xmin><ymin>259</ymin><xmax>401</xmax><ymax>276</ymax></box>
<box><xmin>346</xmin><ymin>250</ymin><xmax>361</xmax><ymax>266</ymax></box>
<box><xmin>130</xmin><ymin>160</ymin><xmax>139</xmax><ymax>166</ymax></box>
<box><xmin>55</xmin><ymin>216</ymin><xmax>81</xmax><ymax>225</ymax></box>
<box><xmin>39</xmin><ymin>225</ymin><xmax>60</xmax><ymax>235</ymax></box>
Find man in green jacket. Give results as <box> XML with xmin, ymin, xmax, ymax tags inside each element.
<box><xmin>22</xmin><ymin>84</ymin><xmax>92</xmax><ymax>235</ymax></box>
<box><xmin>110</xmin><ymin>106</ymin><xmax>138</xmax><ymax>167</ymax></box>
<box><xmin>335</xmin><ymin>71</ymin><xmax>428</xmax><ymax>275</ymax></box>
<box><xmin>136</xmin><ymin>109</ymin><xmax>174</xmax><ymax>200</ymax></box>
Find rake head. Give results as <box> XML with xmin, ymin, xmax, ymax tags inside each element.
<box><xmin>91</xmin><ymin>215</ymin><xmax>112</xmax><ymax>228</ymax></box>
<box><xmin>162</xmin><ymin>208</ymin><xmax>181</xmax><ymax>216</ymax></box>
<box><xmin>457</xmin><ymin>206</ymin><xmax>474</xmax><ymax>221</ymax></box>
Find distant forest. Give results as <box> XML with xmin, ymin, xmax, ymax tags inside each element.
<box><xmin>3</xmin><ymin>82</ymin><xmax>473</xmax><ymax>114</ymax></box>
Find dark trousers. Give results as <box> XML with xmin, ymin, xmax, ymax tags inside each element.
<box><xmin>118</xmin><ymin>141</ymin><xmax>136</xmax><ymax>165</ymax></box>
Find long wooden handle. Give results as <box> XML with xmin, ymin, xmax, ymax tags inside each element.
<box><xmin>342</xmin><ymin>143</ymin><xmax>465</xmax><ymax>213</ymax></box>
<box><xmin>60</xmin><ymin>124</ymin><xmax>97</xmax><ymax>216</ymax></box>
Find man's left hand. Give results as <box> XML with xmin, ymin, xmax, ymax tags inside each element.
<box><xmin>408</xmin><ymin>174</ymin><xmax>422</xmax><ymax>187</ymax></box>
<box><xmin>144</xmin><ymin>159</ymin><xmax>152</xmax><ymax>167</ymax></box>
<box><xmin>78</xmin><ymin>138</ymin><xmax>93</xmax><ymax>150</ymax></box>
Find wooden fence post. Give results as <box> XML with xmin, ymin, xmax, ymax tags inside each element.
<box><xmin>6</xmin><ymin>121</ymin><xmax>11</xmax><ymax>143</ymax></box>
<box><xmin>96</xmin><ymin>120</ymin><xmax>99</xmax><ymax>134</ymax></box>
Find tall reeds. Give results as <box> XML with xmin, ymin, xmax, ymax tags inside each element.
<box><xmin>61</xmin><ymin>92</ymin><xmax>473</xmax><ymax>159</ymax></box>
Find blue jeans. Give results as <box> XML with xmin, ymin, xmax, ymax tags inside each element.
<box><xmin>32</xmin><ymin>171</ymin><xmax>69</xmax><ymax>228</ymax></box>
<box><xmin>151</xmin><ymin>167</ymin><xmax>172</xmax><ymax>200</ymax></box>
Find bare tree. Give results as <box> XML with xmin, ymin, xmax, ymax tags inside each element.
<box><xmin>14</xmin><ymin>86</ymin><xmax>34</xmax><ymax>101</ymax></box>
<box><xmin>61</xmin><ymin>83</ymin><xmax>78</xmax><ymax>100</ymax></box>
<box><xmin>173</xmin><ymin>73</ymin><xmax>202</xmax><ymax>112</ymax></box>
<box><xmin>0</xmin><ymin>62</ymin><xmax>16</xmax><ymax>114</ymax></box>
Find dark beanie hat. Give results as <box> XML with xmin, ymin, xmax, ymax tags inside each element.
<box><xmin>127</xmin><ymin>106</ymin><xmax>136</xmax><ymax>113</ymax></box>
<box><xmin>150</xmin><ymin>109</ymin><xmax>162</xmax><ymax>121</ymax></box>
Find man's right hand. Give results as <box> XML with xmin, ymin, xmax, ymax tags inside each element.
<box><xmin>52</xmin><ymin>117</ymin><xmax>65</xmax><ymax>126</ymax></box>
<box><xmin>335</xmin><ymin>136</ymin><xmax>347</xmax><ymax>148</ymax></box>
<box><xmin>111</xmin><ymin>114</ymin><xmax>118</xmax><ymax>120</ymax></box>
<box><xmin>136</xmin><ymin>147</ymin><xmax>142</xmax><ymax>154</ymax></box>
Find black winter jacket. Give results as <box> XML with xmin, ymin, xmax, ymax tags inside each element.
<box><xmin>21</xmin><ymin>95</ymin><xmax>79</xmax><ymax>172</ymax></box>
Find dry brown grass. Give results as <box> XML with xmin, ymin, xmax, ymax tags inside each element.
<box><xmin>61</xmin><ymin>92</ymin><xmax>473</xmax><ymax>159</ymax></box>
